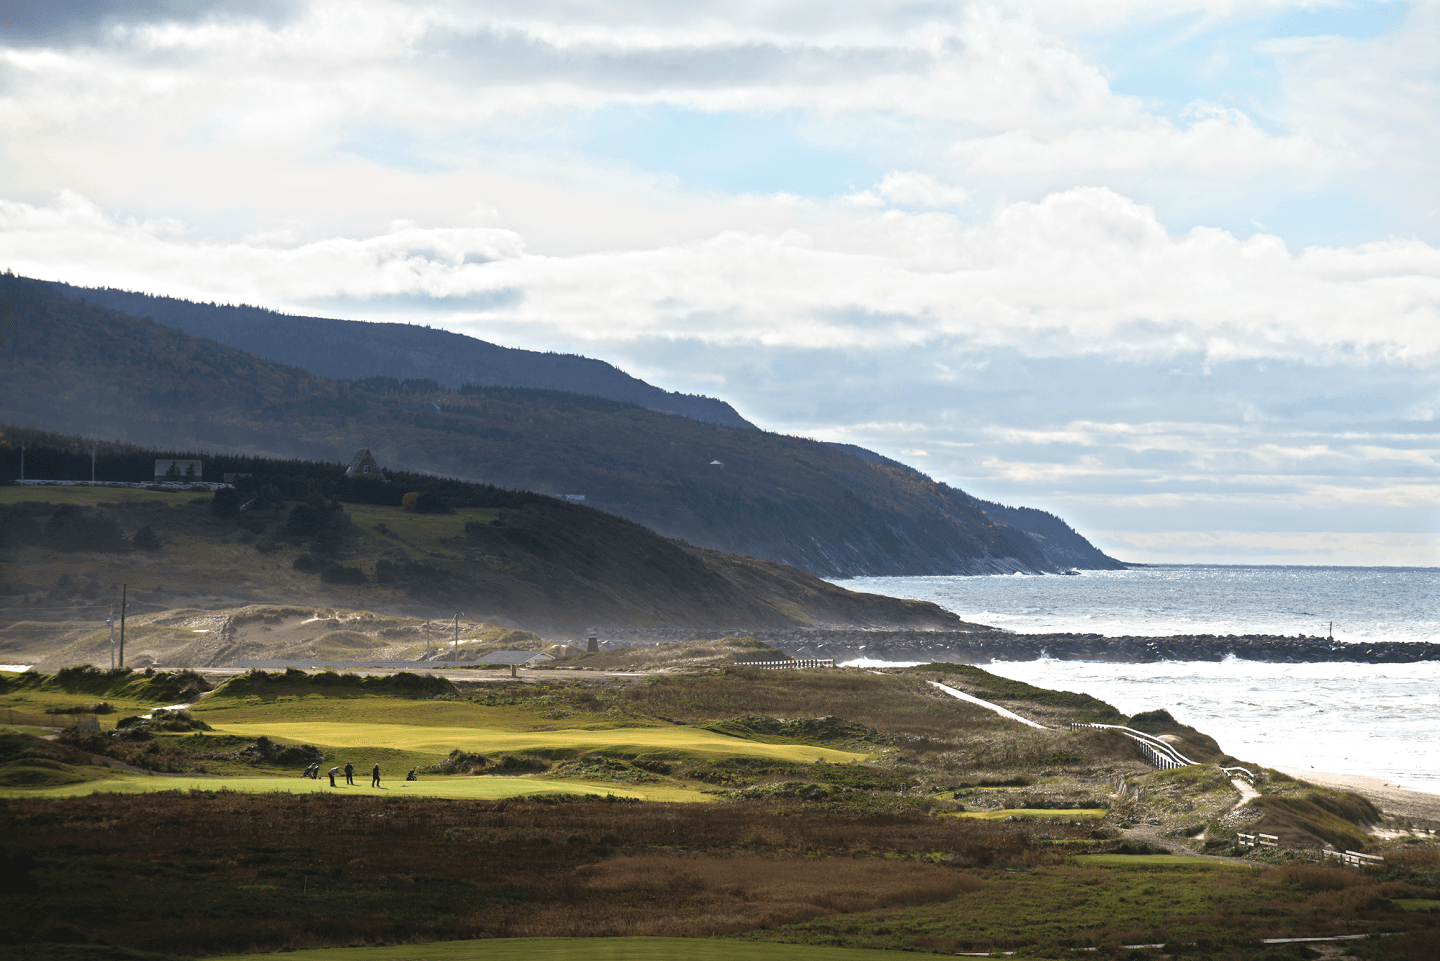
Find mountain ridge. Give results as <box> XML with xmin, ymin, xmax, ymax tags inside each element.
<box><xmin>1</xmin><ymin>273</ymin><xmax>1118</xmax><ymax>576</ymax></box>
<box><xmin>33</xmin><ymin>279</ymin><xmax>756</xmax><ymax>430</ymax></box>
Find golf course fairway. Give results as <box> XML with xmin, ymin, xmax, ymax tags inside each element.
<box><xmin>0</xmin><ymin>772</ymin><xmax>712</xmax><ymax>802</ymax></box>
<box><xmin>209</xmin><ymin>720</ymin><xmax>868</xmax><ymax>765</ymax></box>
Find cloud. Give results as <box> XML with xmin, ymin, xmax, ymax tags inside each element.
<box><xmin>0</xmin><ymin>190</ymin><xmax>524</xmax><ymax>302</ymax></box>
<box><xmin>6</xmin><ymin>185</ymin><xmax>1439</xmax><ymax>365</ymax></box>
<box><xmin>844</xmin><ymin>171</ymin><xmax>969</xmax><ymax>209</ymax></box>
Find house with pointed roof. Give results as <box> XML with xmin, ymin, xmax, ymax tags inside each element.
<box><xmin>345</xmin><ymin>449</ymin><xmax>383</xmax><ymax>479</ymax></box>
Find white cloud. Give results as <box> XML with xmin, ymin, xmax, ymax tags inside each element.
<box><xmin>6</xmin><ymin>185</ymin><xmax>1440</xmax><ymax>364</ymax></box>
<box><xmin>844</xmin><ymin>171</ymin><xmax>969</xmax><ymax>209</ymax></box>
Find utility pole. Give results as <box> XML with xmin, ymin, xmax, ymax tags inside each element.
<box><xmin>454</xmin><ymin>612</ymin><xmax>463</xmax><ymax>660</ymax></box>
<box><xmin>118</xmin><ymin>585</ymin><xmax>127</xmax><ymax>669</ymax></box>
<box><xmin>19</xmin><ymin>443</ymin><xmax>23</xmax><ymax>482</ymax></box>
<box><xmin>91</xmin><ymin>442</ymin><xmax>97</xmax><ymax>482</ymax></box>
<box><xmin>108</xmin><ymin>605</ymin><xmax>116</xmax><ymax>670</ymax></box>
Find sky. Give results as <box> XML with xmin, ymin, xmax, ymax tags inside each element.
<box><xmin>1</xmin><ymin>0</ymin><xmax>1437</xmax><ymax>566</ymax></box>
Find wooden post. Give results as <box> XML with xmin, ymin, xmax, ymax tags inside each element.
<box><xmin>119</xmin><ymin>584</ymin><xmax>126</xmax><ymax>669</ymax></box>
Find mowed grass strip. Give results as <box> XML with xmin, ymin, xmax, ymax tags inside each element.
<box><xmin>0</xmin><ymin>772</ymin><xmax>707</xmax><ymax>801</ymax></box>
<box><xmin>948</xmin><ymin>807</ymin><xmax>1107</xmax><ymax>820</ymax></box>
<box><xmin>1074</xmin><ymin>854</ymin><xmax>1249</xmax><ymax>869</ymax></box>
<box><xmin>210</xmin><ymin>720</ymin><xmax>869</xmax><ymax>765</ymax></box>
<box><xmin>215</xmin><ymin>935</ymin><xmax>923</xmax><ymax>961</ymax></box>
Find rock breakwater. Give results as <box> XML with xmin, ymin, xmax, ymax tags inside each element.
<box><xmin>587</xmin><ymin>628</ymin><xmax>1439</xmax><ymax>665</ymax></box>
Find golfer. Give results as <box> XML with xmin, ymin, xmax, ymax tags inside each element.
<box><xmin>371</xmin><ymin>762</ymin><xmax>381</xmax><ymax>787</ymax></box>
<box><xmin>343</xmin><ymin>761</ymin><xmax>354</xmax><ymax>785</ymax></box>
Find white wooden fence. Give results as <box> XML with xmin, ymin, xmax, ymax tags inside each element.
<box><xmin>733</xmin><ymin>659</ymin><xmax>835</xmax><ymax>670</ymax></box>
<box><xmin>1325</xmin><ymin>849</ymin><xmax>1384</xmax><ymax>868</ymax></box>
<box><xmin>1069</xmin><ymin>722</ymin><xmax>1196</xmax><ymax>770</ymax></box>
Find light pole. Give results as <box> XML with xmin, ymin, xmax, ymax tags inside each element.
<box><xmin>118</xmin><ymin>585</ymin><xmax>126</xmax><ymax>669</ymax></box>
<box><xmin>453</xmin><ymin>612</ymin><xmax>463</xmax><ymax>660</ymax></box>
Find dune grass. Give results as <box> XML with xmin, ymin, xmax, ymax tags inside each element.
<box><xmin>215</xmin><ymin>936</ymin><xmax>918</xmax><ymax>961</ymax></box>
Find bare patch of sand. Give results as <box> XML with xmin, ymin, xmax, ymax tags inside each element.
<box><xmin>1276</xmin><ymin>767</ymin><xmax>1440</xmax><ymax>827</ymax></box>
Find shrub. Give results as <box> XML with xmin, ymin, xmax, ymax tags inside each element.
<box><xmin>131</xmin><ymin>525</ymin><xmax>162</xmax><ymax>551</ymax></box>
<box><xmin>212</xmin><ymin>487</ymin><xmax>241</xmax><ymax>517</ymax></box>
<box><xmin>320</xmin><ymin>562</ymin><xmax>366</xmax><ymax>585</ymax></box>
<box><xmin>409</xmin><ymin>491</ymin><xmax>453</xmax><ymax>514</ymax></box>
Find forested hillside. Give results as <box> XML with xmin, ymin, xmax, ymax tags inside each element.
<box><xmin>830</xmin><ymin>443</ymin><xmax>1123</xmax><ymax>570</ymax></box>
<box><xmin>0</xmin><ymin>442</ymin><xmax>967</xmax><ymax>632</ymax></box>
<box><xmin>36</xmin><ymin>279</ymin><xmax>754</xmax><ymax>429</ymax></box>
<box><xmin>2</xmin><ymin>273</ymin><xmax>1064</xmax><ymax>577</ymax></box>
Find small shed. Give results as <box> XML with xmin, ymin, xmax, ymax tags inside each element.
<box><xmin>345</xmin><ymin>449</ymin><xmax>382</xmax><ymax>478</ymax></box>
<box><xmin>709</xmin><ymin>459</ymin><xmax>724</xmax><ymax>468</ymax></box>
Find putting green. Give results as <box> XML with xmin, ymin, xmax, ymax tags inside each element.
<box><xmin>215</xmin><ymin>936</ymin><xmax>914</xmax><ymax>961</ymax></box>
<box><xmin>211</xmin><ymin>720</ymin><xmax>867</xmax><ymax>765</ymax></box>
<box><xmin>0</xmin><ymin>772</ymin><xmax>713</xmax><ymax>802</ymax></box>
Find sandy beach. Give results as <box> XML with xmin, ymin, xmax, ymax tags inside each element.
<box><xmin>1277</xmin><ymin>767</ymin><xmax>1440</xmax><ymax>828</ymax></box>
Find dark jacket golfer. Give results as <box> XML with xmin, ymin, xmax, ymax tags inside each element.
<box><xmin>371</xmin><ymin>763</ymin><xmax>381</xmax><ymax>787</ymax></box>
<box><xmin>344</xmin><ymin>762</ymin><xmax>354</xmax><ymax>785</ymax></box>
<box><xmin>327</xmin><ymin>766</ymin><xmax>339</xmax><ymax>787</ymax></box>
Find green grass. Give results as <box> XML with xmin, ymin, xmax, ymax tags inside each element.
<box><xmin>0</xmin><ymin>771</ymin><xmax>708</xmax><ymax>801</ymax></box>
<box><xmin>345</xmin><ymin>501</ymin><xmax>498</xmax><ymax>560</ymax></box>
<box><xmin>947</xmin><ymin>807</ymin><xmax>1107</xmax><ymax>820</ymax></box>
<box><xmin>214</xmin><ymin>937</ymin><xmax>919</xmax><ymax>961</ymax></box>
<box><xmin>0</xmin><ymin>756</ymin><xmax>115</xmax><ymax>788</ymax></box>
<box><xmin>193</xmin><ymin>693</ymin><xmax>870</xmax><ymax>768</ymax></box>
<box><xmin>208</xmin><ymin>719</ymin><xmax>867</xmax><ymax>766</ymax></box>
<box><xmin>0</xmin><ymin>486</ymin><xmax>183</xmax><ymax>508</ymax></box>
<box><xmin>0</xmin><ymin>667</ymin><xmax>210</xmax><ymax>727</ymax></box>
<box><xmin>1074</xmin><ymin>854</ymin><xmax>1246</xmax><ymax>869</ymax></box>
<box><xmin>1393</xmin><ymin>899</ymin><xmax>1440</xmax><ymax>912</ymax></box>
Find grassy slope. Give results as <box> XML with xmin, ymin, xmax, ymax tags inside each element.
<box><xmin>0</xmin><ymin>485</ymin><xmax>965</xmax><ymax>647</ymax></box>
<box><xmin>0</xmin><ymin>274</ymin><xmax>1053</xmax><ymax>580</ymax></box>
<box><xmin>2</xmin><ymin>665</ymin><xmax>1437</xmax><ymax>960</ymax></box>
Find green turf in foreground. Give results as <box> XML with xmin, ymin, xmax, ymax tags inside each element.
<box><xmin>1393</xmin><ymin>899</ymin><xmax>1440</xmax><ymax>912</ymax></box>
<box><xmin>215</xmin><ymin>936</ymin><xmax>916</xmax><ymax>961</ymax></box>
<box><xmin>0</xmin><ymin>772</ymin><xmax>711</xmax><ymax>802</ymax></box>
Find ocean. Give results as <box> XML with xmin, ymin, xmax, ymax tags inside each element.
<box><xmin>840</xmin><ymin>566</ymin><xmax>1440</xmax><ymax>793</ymax></box>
